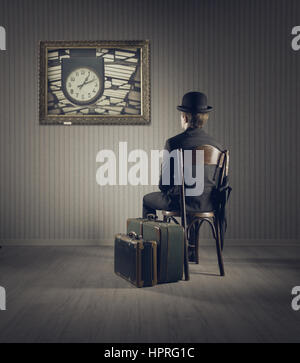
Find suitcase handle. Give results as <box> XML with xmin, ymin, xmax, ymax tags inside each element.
<box><xmin>128</xmin><ymin>231</ymin><xmax>140</xmax><ymax>240</ymax></box>
<box><xmin>147</xmin><ymin>214</ymin><xmax>158</xmax><ymax>221</ymax></box>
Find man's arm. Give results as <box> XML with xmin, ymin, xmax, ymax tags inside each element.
<box><xmin>159</xmin><ymin>140</ymin><xmax>174</xmax><ymax>193</ymax></box>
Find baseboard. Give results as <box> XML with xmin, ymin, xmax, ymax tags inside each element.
<box><xmin>0</xmin><ymin>239</ymin><xmax>112</xmax><ymax>246</ymax></box>
<box><xmin>0</xmin><ymin>238</ymin><xmax>299</xmax><ymax>247</ymax></box>
<box><xmin>199</xmin><ymin>239</ymin><xmax>300</xmax><ymax>247</ymax></box>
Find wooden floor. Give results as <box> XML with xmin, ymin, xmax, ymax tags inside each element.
<box><xmin>0</xmin><ymin>244</ymin><xmax>299</xmax><ymax>343</ymax></box>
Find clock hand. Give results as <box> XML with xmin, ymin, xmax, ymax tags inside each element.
<box><xmin>83</xmin><ymin>78</ymin><xmax>96</xmax><ymax>86</ymax></box>
<box><xmin>78</xmin><ymin>77</ymin><xmax>96</xmax><ymax>89</ymax></box>
<box><xmin>77</xmin><ymin>72</ymin><xmax>91</xmax><ymax>89</ymax></box>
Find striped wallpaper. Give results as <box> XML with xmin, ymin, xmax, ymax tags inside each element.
<box><xmin>0</xmin><ymin>0</ymin><xmax>299</xmax><ymax>243</ymax></box>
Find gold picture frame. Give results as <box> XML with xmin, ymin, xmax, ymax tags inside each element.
<box><xmin>39</xmin><ymin>40</ymin><xmax>150</xmax><ymax>125</ymax></box>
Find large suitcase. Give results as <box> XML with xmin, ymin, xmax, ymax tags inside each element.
<box><xmin>114</xmin><ymin>232</ymin><xmax>157</xmax><ymax>288</ymax></box>
<box><xmin>127</xmin><ymin>217</ymin><xmax>184</xmax><ymax>283</ymax></box>
<box><xmin>127</xmin><ymin>217</ymin><xmax>148</xmax><ymax>236</ymax></box>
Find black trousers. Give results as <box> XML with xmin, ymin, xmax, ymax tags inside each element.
<box><xmin>142</xmin><ymin>191</ymin><xmax>197</xmax><ymax>246</ymax></box>
<box><xmin>142</xmin><ymin>192</ymin><xmax>178</xmax><ymax>218</ymax></box>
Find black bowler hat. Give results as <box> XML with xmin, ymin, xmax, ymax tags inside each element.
<box><xmin>177</xmin><ymin>92</ymin><xmax>213</xmax><ymax>113</ymax></box>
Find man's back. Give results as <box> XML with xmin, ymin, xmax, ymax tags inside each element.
<box><xmin>159</xmin><ymin>127</ymin><xmax>224</xmax><ymax>212</ymax></box>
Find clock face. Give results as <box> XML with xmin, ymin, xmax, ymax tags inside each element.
<box><xmin>65</xmin><ymin>67</ymin><xmax>101</xmax><ymax>105</ymax></box>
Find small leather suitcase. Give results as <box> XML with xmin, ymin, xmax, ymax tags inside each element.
<box><xmin>114</xmin><ymin>232</ymin><xmax>157</xmax><ymax>288</ymax></box>
<box><xmin>127</xmin><ymin>217</ymin><xmax>184</xmax><ymax>283</ymax></box>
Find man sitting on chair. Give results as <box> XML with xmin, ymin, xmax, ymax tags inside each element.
<box><xmin>142</xmin><ymin>92</ymin><xmax>224</xmax><ymax>260</ymax></box>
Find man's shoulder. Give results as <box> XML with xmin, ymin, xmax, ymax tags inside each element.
<box><xmin>165</xmin><ymin>130</ymin><xmax>188</xmax><ymax>151</ymax></box>
<box><xmin>165</xmin><ymin>128</ymin><xmax>224</xmax><ymax>151</ymax></box>
<box><xmin>200</xmin><ymin>131</ymin><xmax>224</xmax><ymax>150</ymax></box>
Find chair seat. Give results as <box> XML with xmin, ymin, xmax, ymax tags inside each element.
<box><xmin>162</xmin><ymin>210</ymin><xmax>215</xmax><ymax>218</ymax></box>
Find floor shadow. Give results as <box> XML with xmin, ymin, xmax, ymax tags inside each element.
<box><xmin>191</xmin><ymin>271</ymin><xmax>220</xmax><ymax>277</ymax></box>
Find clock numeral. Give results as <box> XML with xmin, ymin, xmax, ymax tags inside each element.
<box><xmin>88</xmin><ymin>93</ymin><xmax>91</xmax><ymax>98</ymax></box>
<box><xmin>70</xmin><ymin>89</ymin><xmax>74</xmax><ymax>94</ymax></box>
<box><xmin>93</xmin><ymin>89</ymin><xmax>96</xmax><ymax>93</ymax></box>
<box><xmin>71</xmin><ymin>77</ymin><xmax>75</xmax><ymax>82</ymax></box>
<box><xmin>76</xmin><ymin>72</ymin><xmax>79</xmax><ymax>77</ymax></box>
<box><xmin>81</xmin><ymin>94</ymin><xmax>85</xmax><ymax>100</ymax></box>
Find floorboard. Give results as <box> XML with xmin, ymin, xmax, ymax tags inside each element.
<box><xmin>0</xmin><ymin>244</ymin><xmax>299</xmax><ymax>343</ymax></box>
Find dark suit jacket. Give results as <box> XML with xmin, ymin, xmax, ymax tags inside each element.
<box><xmin>159</xmin><ymin>127</ymin><xmax>224</xmax><ymax>213</ymax></box>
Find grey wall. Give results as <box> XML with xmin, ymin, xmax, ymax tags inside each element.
<box><xmin>0</xmin><ymin>0</ymin><xmax>299</xmax><ymax>243</ymax></box>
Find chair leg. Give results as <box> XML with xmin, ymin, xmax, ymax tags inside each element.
<box><xmin>195</xmin><ymin>224</ymin><xmax>200</xmax><ymax>264</ymax></box>
<box><xmin>215</xmin><ymin>219</ymin><xmax>225</xmax><ymax>276</ymax></box>
<box><xmin>186</xmin><ymin>219</ymin><xmax>200</xmax><ymax>264</ymax></box>
<box><xmin>220</xmin><ymin>222</ymin><xmax>225</xmax><ymax>251</ymax></box>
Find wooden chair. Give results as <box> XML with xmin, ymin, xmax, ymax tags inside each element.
<box><xmin>162</xmin><ymin>145</ymin><xmax>230</xmax><ymax>277</ymax></box>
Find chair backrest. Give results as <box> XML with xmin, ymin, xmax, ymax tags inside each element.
<box><xmin>178</xmin><ymin>145</ymin><xmax>230</xmax><ymax>212</ymax></box>
<box><xmin>192</xmin><ymin>145</ymin><xmax>229</xmax><ymax>188</ymax></box>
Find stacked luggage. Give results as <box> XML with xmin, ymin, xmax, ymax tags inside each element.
<box><xmin>114</xmin><ymin>215</ymin><xmax>185</xmax><ymax>287</ymax></box>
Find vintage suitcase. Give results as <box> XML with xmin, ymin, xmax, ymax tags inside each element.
<box><xmin>114</xmin><ymin>232</ymin><xmax>157</xmax><ymax>288</ymax></box>
<box><xmin>127</xmin><ymin>217</ymin><xmax>184</xmax><ymax>283</ymax></box>
<box><xmin>127</xmin><ymin>217</ymin><xmax>148</xmax><ymax>236</ymax></box>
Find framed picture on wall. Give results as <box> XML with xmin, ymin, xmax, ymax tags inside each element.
<box><xmin>39</xmin><ymin>40</ymin><xmax>150</xmax><ymax>125</ymax></box>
